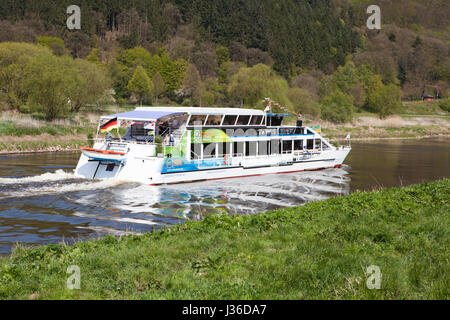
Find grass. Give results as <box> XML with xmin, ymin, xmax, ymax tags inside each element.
<box><xmin>401</xmin><ymin>100</ymin><xmax>448</xmax><ymax>115</ymax></box>
<box><xmin>0</xmin><ymin>179</ymin><xmax>448</xmax><ymax>299</ymax></box>
<box><xmin>0</xmin><ymin>111</ymin><xmax>100</xmax><ymax>153</ymax></box>
<box><xmin>0</xmin><ymin>138</ymin><xmax>87</xmax><ymax>153</ymax></box>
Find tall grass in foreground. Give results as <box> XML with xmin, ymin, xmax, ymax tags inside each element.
<box><xmin>0</xmin><ymin>179</ymin><xmax>448</xmax><ymax>299</ymax></box>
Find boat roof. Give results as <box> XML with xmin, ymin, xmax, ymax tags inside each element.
<box><xmin>135</xmin><ymin>106</ymin><xmax>265</xmax><ymax>116</ymax></box>
<box><xmin>102</xmin><ymin>110</ymin><xmax>187</xmax><ymax>121</ymax></box>
<box><xmin>102</xmin><ymin>106</ymin><xmax>266</xmax><ymax>122</ymax></box>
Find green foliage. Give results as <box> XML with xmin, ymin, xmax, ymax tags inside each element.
<box><xmin>0</xmin><ymin>43</ymin><xmax>51</xmax><ymax>110</ymax></box>
<box><xmin>0</xmin><ymin>42</ymin><xmax>112</xmax><ymax>120</ymax></box>
<box><xmin>228</xmin><ymin>63</ymin><xmax>291</xmax><ymax>108</ymax></box>
<box><xmin>23</xmin><ymin>54</ymin><xmax>77</xmax><ymax>120</ymax></box>
<box><xmin>86</xmin><ymin>48</ymin><xmax>101</xmax><ymax>66</ymax></box>
<box><xmin>127</xmin><ymin>65</ymin><xmax>153</xmax><ymax>105</ymax></box>
<box><xmin>37</xmin><ymin>36</ymin><xmax>66</xmax><ymax>56</ymax></box>
<box><xmin>69</xmin><ymin>59</ymin><xmax>111</xmax><ymax>112</ymax></box>
<box><xmin>333</xmin><ymin>61</ymin><xmax>359</xmax><ymax>94</ymax></box>
<box><xmin>370</xmin><ymin>83</ymin><xmax>403</xmax><ymax>119</ymax></box>
<box><xmin>152</xmin><ymin>72</ymin><xmax>166</xmax><ymax>104</ymax></box>
<box><xmin>438</xmin><ymin>98</ymin><xmax>450</xmax><ymax>112</ymax></box>
<box><xmin>181</xmin><ymin>64</ymin><xmax>202</xmax><ymax>106</ymax></box>
<box><xmin>320</xmin><ymin>89</ymin><xmax>354</xmax><ymax>123</ymax></box>
<box><xmin>216</xmin><ymin>45</ymin><xmax>230</xmax><ymax>66</ymax></box>
<box><xmin>159</xmin><ymin>54</ymin><xmax>188</xmax><ymax>96</ymax></box>
<box><xmin>287</xmin><ymin>87</ymin><xmax>320</xmax><ymax>118</ymax></box>
<box><xmin>0</xmin><ymin>179</ymin><xmax>448</xmax><ymax>299</ymax></box>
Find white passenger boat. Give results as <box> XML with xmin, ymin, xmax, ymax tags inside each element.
<box><xmin>75</xmin><ymin>106</ymin><xmax>351</xmax><ymax>185</ymax></box>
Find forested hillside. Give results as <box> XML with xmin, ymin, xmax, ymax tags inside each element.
<box><xmin>0</xmin><ymin>0</ymin><xmax>448</xmax><ymax>121</ymax></box>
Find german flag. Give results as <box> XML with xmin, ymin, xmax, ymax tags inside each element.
<box><xmin>100</xmin><ymin>117</ymin><xmax>118</xmax><ymax>133</ymax></box>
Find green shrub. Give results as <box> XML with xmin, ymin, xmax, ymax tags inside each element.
<box><xmin>320</xmin><ymin>89</ymin><xmax>354</xmax><ymax>123</ymax></box>
<box><xmin>438</xmin><ymin>99</ymin><xmax>450</xmax><ymax>112</ymax></box>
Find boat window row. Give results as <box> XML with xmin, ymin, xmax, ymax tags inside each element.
<box><xmin>190</xmin><ymin>138</ymin><xmax>328</xmax><ymax>160</ymax></box>
<box><xmin>188</xmin><ymin>114</ymin><xmax>265</xmax><ymax>127</ymax></box>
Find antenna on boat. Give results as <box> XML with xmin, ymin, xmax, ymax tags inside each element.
<box><xmin>345</xmin><ymin>133</ymin><xmax>351</xmax><ymax>148</ymax></box>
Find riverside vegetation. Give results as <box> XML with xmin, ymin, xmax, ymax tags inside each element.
<box><xmin>0</xmin><ymin>179</ymin><xmax>448</xmax><ymax>299</ymax></box>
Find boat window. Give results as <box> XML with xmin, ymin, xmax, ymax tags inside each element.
<box><xmin>218</xmin><ymin>142</ymin><xmax>231</xmax><ymax>157</ymax></box>
<box><xmin>191</xmin><ymin>143</ymin><xmax>202</xmax><ymax>160</ymax></box>
<box><xmin>249</xmin><ymin>115</ymin><xmax>263</xmax><ymax>125</ymax></box>
<box><xmin>236</xmin><ymin>115</ymin><xmax>250</xmax><ymax>126</ymax></box>
<box><xmin>203</xmin><ymin>143</ymin><xmax>216</xmax><ymax>158</ymax></box>
<box><xmin>283</xmin><ymin>140</ymin><xmax>292</xmax><ymax>153</ymax></box>
<box><xmin>188</xmin><ymin>115</ymin><xmax>207</xmax><ymax>126</ymax></box>
<box><xmin>294</xmin><ymin>140</ymin><xmax>303</xmax><ymax>150</ymax></box>
<box><xmin>315</xmin><ymin>139</ymin><xmax>322</xmax><ymax>150</ymax></box>
<box><xmin>268</xmin><ymin>116</ymin><xmax>283</xmax><ymax>126</ymax></box>
<box><xmin>248</xmin><ymin>141</ymin><xmax>257</xmax><ymax>156</ymax></box>
<box><xmin>233</xmin><ymin>142</ymin><xmax>244</xmax><ymax>157</ymax></box>
<box><xmin>244</xmin><ymin>141</ymin><xmax>257</xmax><ymax>156</ymax></box>
<box><xmin>222</xmin><ymin>115</ymin><xmax>237</xmax><ymax>126</ymax></box>
<box><xmin>258</xmin><ymin>141</ymin><xmax>268</xmax><ymax>156</ymax></box>
<box><xmin>205</xmin><ymin>115</ymin><xmax>223</xmax><ymax>126</ymax></box>
<box><xmin>272</xmin><ymin>139</ymin><xmax>281</xmax><ymax>154</ymax></box>
<box><xmin>307</xmin><ymin>139</ymin><xmax>314</xmax><ymax>150</ymax></box>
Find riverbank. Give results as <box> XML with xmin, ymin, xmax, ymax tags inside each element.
<box><xmin>311</xmin><ymin>114</ymin><xmax>450</xmax><ymax>141</ymax></box>
<box><xmin>0</xmin><ymin>107</ymin><xmax>448</xmax><ymax>154</ymax></box>
<box><xmin>0</xmin><ymin>179</ymin><xmax>448</xmax><ymax>299</ymax></box>
<box><xmin>0</xmin><ymin>111</ymin><xmax>98</xmax><ymax>154</ymax></box>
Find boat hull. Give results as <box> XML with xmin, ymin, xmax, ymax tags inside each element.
<box><xmin>75</xmin><ymin>144</ymin><xmax>351</xmax><ymax>185</ymax></box>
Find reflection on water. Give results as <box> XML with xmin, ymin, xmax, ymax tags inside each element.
<box><xmin>0</xmin><ymin>137</ymin><xmax>448</xmax><ymax>255</ymax></box>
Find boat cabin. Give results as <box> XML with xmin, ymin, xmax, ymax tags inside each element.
<box><xmin>96</xmin><ymin>107</ymin><xmax>331</xmax><ymax>161</ymax></box>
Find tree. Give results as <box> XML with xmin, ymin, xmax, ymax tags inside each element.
<box><xmin>320</xmin><ymin>89</ymin><xmax>354</xmax><ymax>123</ymax></box>
<box><xmin>86</xmin><ymin>48</ymin><xmax>102</xmax><ymax>65</ymax></box>
<box><xmin>127</xmin><ymin>66</ymin><xmax>153</xmax><ymax>106</ymax></box>
<box><xmin>181</xmin><ymin>64</ymin><xmax>202</xmax><ymax>106</ymax></box>
<box><xmin>371</xmin><ymin>83</ymin><xmax>403</xmax><ymax>119</ymax></box>
<box><xmin>216</xmin><ymin>45</ymin><xmax>230</xmax><ymax>66</ymax></box>
<box><xmin>228</xmin><ymin>64</ymin><xmax>292</xmax><ymax>108</ymax></box>
<box><xmin>152</xmin><ymin>72</ymin><xmax>166</xmax><ymax>104</ymax></box>
<box><xmin>333</xmin><ymin>61</ymin><xmax>359</xmax><ymax>94</ymax></box>
<box><xmin>37</xmin><ymin>36</ymin><xmax>67</xmax><ymax>56</ymax></box>
<box><xmin>160</xmin><ymin>54</ymin><xmax>188</xmax><ymax>97</ymax></box>
<box><xmin>24</xmin><ymin>54</ymin><xmax>77</xmax><ymax>120</ymax></box>
<box><xmin>287</xmin><ymin>87</ymin><xmax>320</xmax><ymax>118</ymax></box>
<box><xmin>68</xmin><ymin>59</ymin><xmax>111</xmax><ymax>112</ymax></box>
<box><xmin>0</xmin><ymin>42</ymin><xmax>51</xmax><ymax>111</ymax></box>
<box><xmin>65</xmin><ymin>31</ymin><xmax>91</xmax><ymax>58</ymax></box>
<box><xmin>192</xmin><ymin>43</ymin><xmax>218</xmax><ymax>79</ymax></box>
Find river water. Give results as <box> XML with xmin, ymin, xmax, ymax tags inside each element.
<box><xmin>0</xmin><ymin>137</ymin><xmax>448</xmax><ymax>255</ymax></box>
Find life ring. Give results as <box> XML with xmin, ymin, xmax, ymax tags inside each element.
<box><xmin>223</xmin><ymin>155</ymin><xmax>230</xmax><ymax>165</ymax></box>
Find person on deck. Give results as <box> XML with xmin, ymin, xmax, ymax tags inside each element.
<box><xmin>163</xmin><ymin>134</ymin><xmax>170</xmax><ymax>146</ymax></box>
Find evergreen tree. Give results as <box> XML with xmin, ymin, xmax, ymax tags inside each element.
<box><xmin>181</xmin><ymin>64</ymin><xmax>202</xmax><ymax>106</ymax></box>
<box><xmin>152</xmin><ymin>72</ymin><xmax>166</xmax><ymax>104</ymax></box>
<box><xmin>127</xmin><ymin>65</ymin><xmax>153</xmax><ymax>105</ymax></box>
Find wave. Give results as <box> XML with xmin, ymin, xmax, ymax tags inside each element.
<box><xmin>0</xmin><ymin>169</ymin><xmax>77</xmax><ymax>185</ymax></box>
